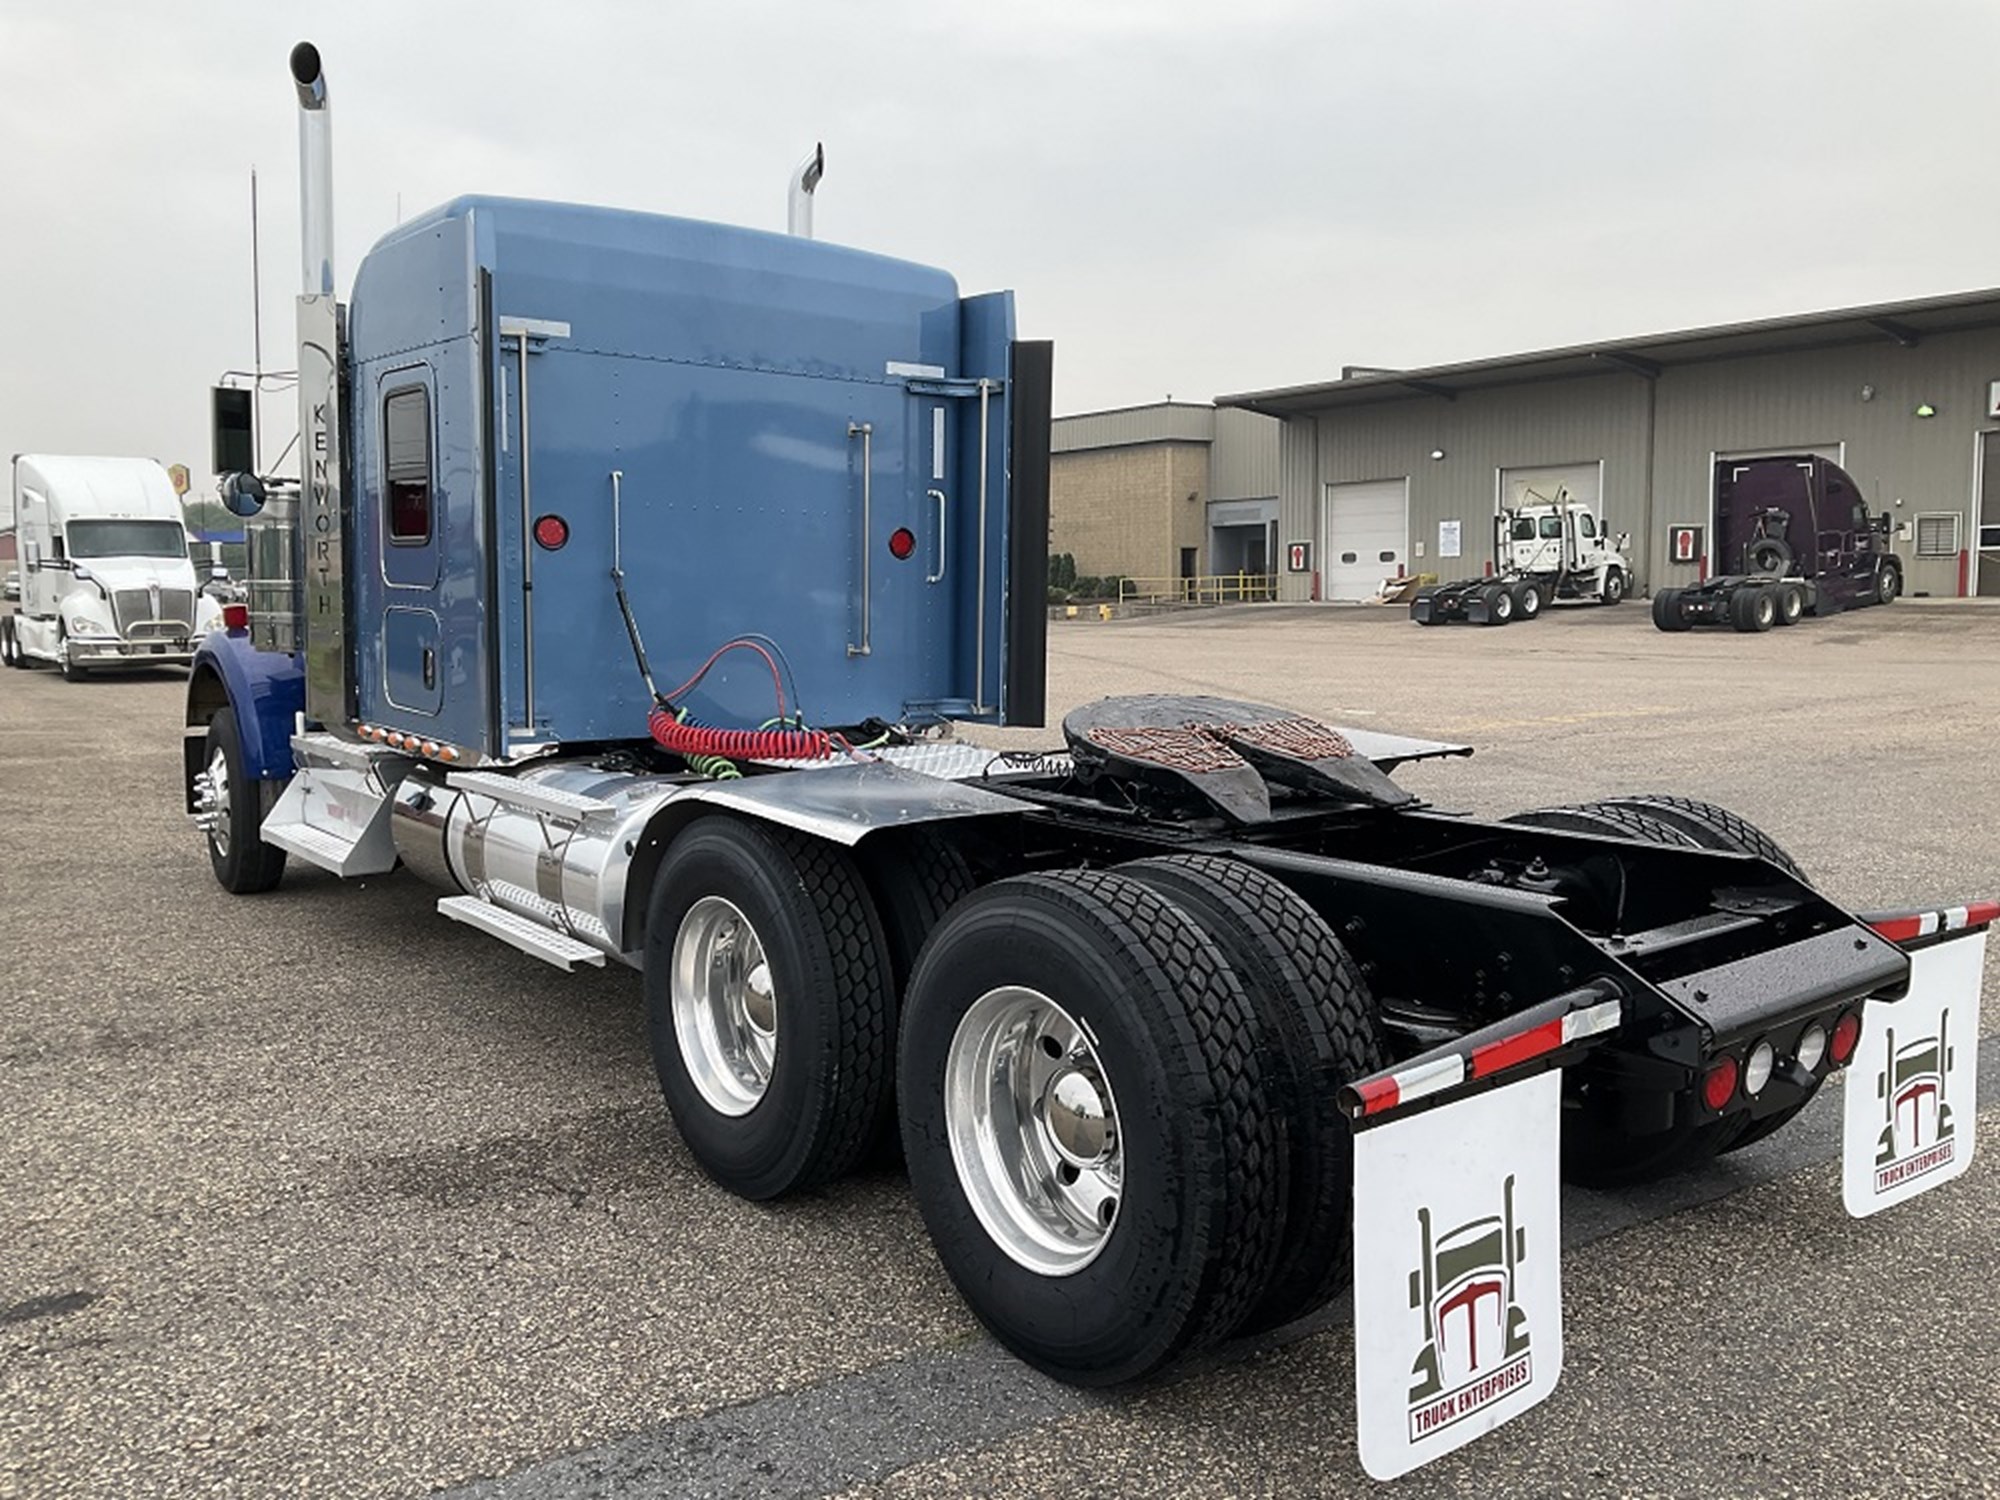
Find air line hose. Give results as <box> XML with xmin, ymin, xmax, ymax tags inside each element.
<box><xmin>649</xmin><ymin>705</ymin><xmax>833</xmax><ymax>766</ymax></box>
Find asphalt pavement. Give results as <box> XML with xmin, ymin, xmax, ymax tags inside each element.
<box><xmin>2</xmin><ymin>598</ymin><xmax>1996</xmax><ymax>1499</ymax></box>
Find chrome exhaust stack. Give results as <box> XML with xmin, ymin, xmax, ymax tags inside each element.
<box><xmin>787</xmin><ymin>143</ymin><xmax>824</xmax><ymax>239</ymax></box>
<box><xmin>290</xmin><ymin>41</ymin><xmax>335</xmax><ymax>295</ymax></box>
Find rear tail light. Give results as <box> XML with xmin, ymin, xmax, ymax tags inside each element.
<box><xmin>1701</xmin><ymin>1056</ymin><xmax>1740</xmax><ymax>1111</ymax></box>
<box><xmin>888</xmin><ymin>527</ymin><xmax>917</xmax><ymax>560</ymax></box>
<box><xmin>1795</xmin><ymin>1024</ymin><xmax>1827</xmax><ymax>1073</ymax></box>
<box><xmin>533</xmin><ymin>514</ymin><xmax>570</xmax><ymax>550</ymax></box>
<box><xmin>1743</xmin><ymin>1040</ymin><xmax>1776</xmax><ymax>1096</ymax></box>
<box><xmin>1829</xmin><ymin>1012</ymin><xmax>1863</xmax><ymax>1067</ymax></box>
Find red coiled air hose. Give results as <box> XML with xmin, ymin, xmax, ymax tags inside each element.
<box><xmin>649</xmin><ymin>706</ymin><xmax>833</xmax><ymax>763</ymax></box>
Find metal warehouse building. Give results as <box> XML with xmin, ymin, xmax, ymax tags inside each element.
<box><xmin>1219</xmin><ymin>288</ymin><xmax>2000</xmax><ymax>604</ymax></box>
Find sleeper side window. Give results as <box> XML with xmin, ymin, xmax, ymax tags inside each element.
<box><xmin>384</xmin><ymin>387</ymin><xmax>432</xmax><ymax>545</ymax></box>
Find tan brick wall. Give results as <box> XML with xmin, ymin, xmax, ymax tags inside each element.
<box><xmin>1049</xmin><ymin>441</ymin><xmax>1210</xmax><ymax>586</ymax></box>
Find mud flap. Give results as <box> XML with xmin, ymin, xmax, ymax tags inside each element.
<box><xmin>1842</xmin><ymin>929</ymin><xmax>1984</xmax><ymax>1217</ymax></box>
<box><xmin>1353</xmin><ymin>1070</ymin><xmax>1565</xmax><ymax>1481</ymax></box>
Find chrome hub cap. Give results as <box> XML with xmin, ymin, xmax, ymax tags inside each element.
<box><xmin>672</xmin><ymin>896</ymin><xmax>776</xmax><ymax>1116</ymax></box>
<box><xmin>945</xmin><ymin>986</ymin><xmax>1122</xmax><ymax>1276</ymax></box>
<box><xmin>193</xmin><ymin>748</ymin><xmax>230</xmax><ymax>854</ymax></box>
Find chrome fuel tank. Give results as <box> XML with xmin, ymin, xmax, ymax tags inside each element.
<box><xmin>392</xmin><ymin>763</ymin><xmax>686</xmax><ymax>966</ymax></box>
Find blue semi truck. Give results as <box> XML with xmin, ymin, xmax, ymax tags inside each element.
<box><xmin>183</xmin><ymin>43</ymin><xmax>1990</xmax><ymax>1468</ymax></box>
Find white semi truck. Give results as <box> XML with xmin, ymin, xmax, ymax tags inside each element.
<box><xmin>0</xmin><ymin>455</ymin><xmax>221</xmax><ymax>679</ymax></box>
<box><xmin>1411</xmin><ymin>491</ymin><xmax>1632</xmax><ymax>624</ymax></box>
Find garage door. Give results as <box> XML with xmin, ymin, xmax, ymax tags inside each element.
<box><xmin>1500</xmin><ymin>462</ymin><xmax>1601</xmax><ymax>512</ymax></box>
<box><xmin>1321</xmin><ymin>479</ymin><xmax>1407</xmax><ymax>601</ymax></box>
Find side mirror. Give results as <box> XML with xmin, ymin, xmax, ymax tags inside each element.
<box><xmin>1874</xmin><ymin>513</ymin><xmax>1893</xmax><ymax>535</ymax></box>
<box><xmin>220</xmin><ymin>471</ymin><xmax>268</xmax><ymax>518</ymax></box>
<box><xmin>212</xmin><ymin>386</ymin><xmax>255</xmax><ymax>476</ymax></box>
<box><xmin>210</xmin><ymin>564</ymin><xmax>231</xmax><ymax>581</ymax></box>
<box><xmin>22</xmin><ymin>540</ymin><xmax>40</xmax><ymax>571</ymax></box>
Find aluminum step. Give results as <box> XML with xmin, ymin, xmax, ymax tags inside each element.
<box><xmin>447</xmin><ymin>770</ymin><xmax>616</xmax><ymax>822</ymax></box>
<box><xmin>436</xmin><ymin>895</ymin><xmax>606</xmax><ymax>970</ymax></box>
<box><xmin>262</xmin><ymin>818</ymin><xmax>385</xmax><ymax>877</ymax></box>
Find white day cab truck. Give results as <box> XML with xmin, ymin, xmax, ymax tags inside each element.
<box><xmin>180</xmin><ymin>42</ymin><xmax>1995</xmax><ymax>1483</ymax></box>
<box><xmin>1411</xmin><ymin>491</ymin><xmax>1633</xmax><ymax>624</ymax></box>
<box><xmin>1</xmin><ymin>455</ymin><xmax>222</xmax><ymax>678</ymax></box>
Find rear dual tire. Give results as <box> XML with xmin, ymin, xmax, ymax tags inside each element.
<box><xmin>1730</xmin><ymin>588</ymin><xmax>1777</xmax><ymax>632</ymax></box>
<box><xmin>1652</xmin><ymin>587</ymin><xmax>1694</xmax><ymax>632</ymax></box>
<box><xmin>899</xmin><ymin>869</ymin><xmax>1289</xmax><ymax>1385</ymax></box>
<box><xmin>0</xmin><ymin>615</ymin><xmax>22</xmax><ymax>669</ymax></box>
<box><xmin>644</xmin><ymin>817</ymin><xmax>896</xmax><ymax>1200</ymax></box>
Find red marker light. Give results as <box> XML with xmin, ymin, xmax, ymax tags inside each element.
<box><xmin>1829</xmin><ymin>1012</ymin><xmax>1862</xmax><ymax>1067</ymax></box>
<box><xmin>888</xmin><ymin>527</ymin><xmax>917</xmax><ymax>560</ymax></box>
<box><xmin>533</xmin><ymin>514</ymin><xmax>569</xmax><ymax>550</ymax></box>
<box><xmin>1701</xmin><ymin>1056</ymin><xmax>1739</xmax><ymax>1112</ymax></box>
<box><xmin>222</xmin><ymin>603</ymin><xmax>250</xmax><ymax>631</ymax></box>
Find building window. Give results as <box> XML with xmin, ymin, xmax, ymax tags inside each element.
<box><xmin>1914</xmin><ymin>513</ymin><xmax>1961</xmax><ymax>557</ymax></box>
<box><xmin>384</xmin><ymin>386</ymin><xmax>432</xmax><ymax>544</ymax></box>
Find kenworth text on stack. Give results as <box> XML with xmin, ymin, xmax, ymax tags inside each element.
<box><xmin>181</xmin><ymin>42</ymin><xmax>1991</xmax><ymax>1482</ymax></box>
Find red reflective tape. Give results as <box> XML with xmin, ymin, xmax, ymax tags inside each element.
<box><xmin>1354</xmin><ymin>1075</ymin><xmax>1401</xmax><ymax>1116</ymax></box>
<box><xmin>1470</xmin><ymin>1016</ymin><xmax>1566</xmax><ymax>1079</ymax></box>
<box><xmin>1963</xmin><ymin>900</ymin><xmax>2000</xmax><ymax>930</ymax></box>
<box><xmin>1869</xmin><ymin>915</ymin><xmax>1925</xmax><ymax>942</ymax></box>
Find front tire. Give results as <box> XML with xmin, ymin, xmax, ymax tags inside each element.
<box><xmin>644</xmin><ymin>817</ymin><xmax>895</xmax><ymax>1200</ymax></box>
<box><xmin>1600</xmin><ymin>568</ymin><xmax>1626</xmax><ymax>606</ymax></box>
<box><xmin>1873</xmin><ymin>566</ymin><xmax>1901</xmax><ymax>606</ymax></box>
<box><xmin>57</xmin><ymin>633</ymin><xmax>87</xmax><ymax>682</ymax></box>
<box><xmin>198</xmin><ymin>706</ymin><xmax>287</xmax><ymax>894</ymax></box>
<box><xmin>898</xmin><ymin>871</ymin><xmax>1285</xmax><ymax>1386</ymax></box>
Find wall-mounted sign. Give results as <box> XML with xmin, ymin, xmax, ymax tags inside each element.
<box><xmin>1669</xmin><ymin>524</ymin><xmax>1704</xmax><ymax>565</ymax></box>
<box><xmin>1437</xmin><ymin>519</ymin><xmax>1462</xmax><ymax>559</ymax></box>
<box><xmin>1287</xmin><ymin>540</ymin><xmax>1312</xmax><ymax>573</ymax></box>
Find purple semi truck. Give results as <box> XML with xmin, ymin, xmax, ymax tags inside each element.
<box><xmin>1652</xmin><ymin>455</ymin><xmax>1903</xmax><ymax>631</ymax></box>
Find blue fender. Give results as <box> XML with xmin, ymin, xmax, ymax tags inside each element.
<box><xmin>186</xmin><ymin>630</ymin><xmax>306</xmax><ymax>782</ymax></box>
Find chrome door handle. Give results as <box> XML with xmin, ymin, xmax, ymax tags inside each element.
<box><xmin>926</xmin><ymin>488</ymin><xmax>947</xmax><ymax>585</ymax></box>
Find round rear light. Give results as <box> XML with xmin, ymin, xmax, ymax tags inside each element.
<box><xmin>1743</xmin><ymin>1040</ymin><xmax>1776</xmax><ymax>1096</ymax></box>
<box><xmin>888</xmin><ymin>527</ymin><xmax>917</xmax><ymax>560</ymax></box>
<box><xmin>1701</xmin><ymin>1056</ymin><xmax>1740</xmax><ymax>1112</ymax></box>
<box><xmin>1829</xmin><ymin>1012</ymin><xmax>1863</xmax><ymax>1067</ymax></box>
<box><xmin>533</xmin><ymin>514</ymin><xmax>570</xmax><ymax>550</ymax></box>
<box><xmin>1795</xmin><ymin>1023</ymin><xmax>1827</xmax><ymax>1073</ymax></box>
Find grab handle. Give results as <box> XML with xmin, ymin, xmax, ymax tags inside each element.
<box><xmin>848</xmin><ymin>422</ymin><xmax>873</xmax><ymax>657</ymax></box>
<box><xmin>926</xmin><ymin>487</ymin><xmax>947</xmax><ymax>585</ymax></box>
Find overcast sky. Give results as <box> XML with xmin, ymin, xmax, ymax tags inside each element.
<box><xmin>4</xmin><ymin>0</ymin><xmax>1999</xmax><ymax>489</ymax></box>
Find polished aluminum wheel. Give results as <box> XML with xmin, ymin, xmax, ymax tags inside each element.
<box><xmin>672</xmin><ymin>896</ymin><xmax>777</xmax><ymax>1116</ymax></box>
<box><xmin>945</xmin><ymin>986</ymin><xmax>1122</xmax><ymax>1276</ymax></box>
<box><xmin>193</xmin><ymin>747</ymin><xmax>230</xmax><ymax>855</ymax></box>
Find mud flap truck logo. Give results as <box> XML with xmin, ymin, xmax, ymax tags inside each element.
<box><xmin>1404</xmin><ymin>1177</ymin><xmax>1533</xmax><ymax>1442</ymax></box>
<box><xmin>1873</xmin><ymin>1017</ymin><xmax>1956</xmax><ymax>1193</ymax></box>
